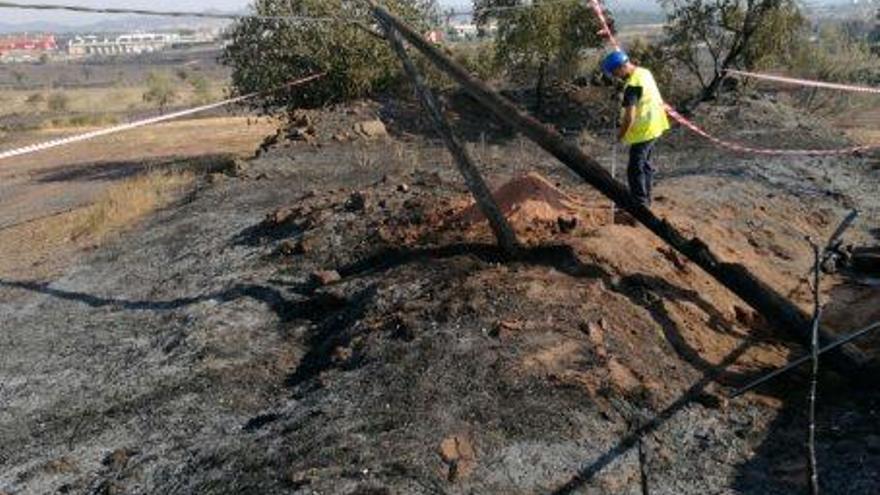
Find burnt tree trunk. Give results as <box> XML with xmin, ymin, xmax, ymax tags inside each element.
<box><xmin>378</xmin><ymin>13</ymin><xmax>521</xmax><ymax>257</ymax></box>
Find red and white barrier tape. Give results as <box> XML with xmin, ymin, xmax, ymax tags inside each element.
<box><xmin>726</xmin><ymin>69</ymin><xmax>880</xmax><ymax>95</ymax></box>
<box><xmin>588</xmin><ymin>0</ymin><xmax>620</xmax><ymax>50</ymax></box>
<box><xmin>663</xmin><ymin>104</ymin><xmax>876</xmax><ymax>156</ymax></box>
<box><xmin>0</xmin><ymin>73</ymin><xmax>325</xmax><ymax>162</ymax></box>
<box><xmin>584</xmin><ymin>3</ymin><xmax>878</xmax><ymax>156</ymax></box>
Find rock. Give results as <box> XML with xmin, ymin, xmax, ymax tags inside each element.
<box><xmin>345</xmin><ymin>191</ymin><xmax>367</xmax><ymax>212</ymax></box>
<box><xmin>353</xmin><ymin>119</ymin><xmax>388</xmax><ymax>139</ymax></box>
<box><xmin>266</xmin><ymin>207</ymin><xmax>301</xmax><ymax>227</ymax></box>
<box><xmin>491</xmin><ymin>320</ymin><xmax>522</xmax><ymax>339</ymax></box>
<box><xmin>102</xmin><ymin>448</ymin><xmax>131</xmax><ymax>471</ymax></box>
<box><xmin>207</xmin><ymin>172</ymin><xmax>226</xmax><ymax>185</ymax></box>
<box><xmin>397</xmin><ymin>183</ymin><xmax>410</xmax><ymax>193</ymax></box>
<box><xmin>278</xmin><ymin>240</ymin><xmax>298</xmax><ymax>256</ymax></box>
<box><xmin>293</xmin><ymin>237</ymin><xmax>314</xmax><ymax>255</ymax></box>
<box><xmin>288</xmin><ymin>126</ymin><xmax>316</xmax><ymax>143</ymax></box>
<box><xmin>583</xmin><ymin>320</ymin><xmax>608</xmax><ymax>359</ymax></box>
<box><xmin>228</xmin><ymin>158</ymin><xmax>249</xmax><ymax>177</ymax></box>
<box><xmin>311</xmin><ymin>270</ymin><xmax>341</xmax><ymax>286</ymax></box>
<box><xmin>288</xmin><ymin>468</ymin><xmax>315</xmax><ymax>489</ymax></box>
<box><xmin>284</xmin><ymin>113</ymin><xmax>317</xmax><ymax>142</ymax></box>
<box><xmin>331</xmin><ymin>346</ymin><xmax>353</xmax><ymax>363</ymax></box>
<box><xmin>439</xmin><ymin>434</ymin><xmax>476</xmax><ymax>482</ymax></box>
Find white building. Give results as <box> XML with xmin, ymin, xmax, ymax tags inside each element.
<box><xmin>67</xmin><ymin>31</ymin><xmax>216</xmax><ymax>57</ymax></box>
<box><xmin>68</xmin><ymin>33</ymin><xmax>176</xmax><ymax>56</ymax></box>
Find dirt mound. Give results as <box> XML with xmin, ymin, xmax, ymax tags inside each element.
<box><xmin>456</xmin><ymin>172</ymin><xmax>608</xmax><ymax>236</ymax></box>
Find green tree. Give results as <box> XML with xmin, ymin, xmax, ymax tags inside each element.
<box><xmin>143</xmin><ymin>71</ymin><xmax>177</xmax><ymax>114</ymax></box>
<box><xmin>660</xmin><ymin>0</ymin><xmax>806</xmax><ymax>105</ymax></box>
<box><xmin>474</xmin><ymin>0</ymin><xmax>608</xmax><ymax>110</ymax></box>
<box><xmin>221</xmin><ymin>0</ymin><xmax>437</xmax><ymax>115</ymax></box>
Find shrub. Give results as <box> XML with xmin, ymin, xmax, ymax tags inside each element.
<box><xmin>143</xmin><ymin>71</ymin><xmax>177</xmax><ymax>114</ymax></box>
<box><xmin>47</xmin><ymin>93</ymin><xmax>70</xmax><ymax>112</ymax></box>
<box><xmin>475</xmin><ymin>0</ymin><xmax>608</xmax><ymax>109</ymax></box>
<box><xmin>452</xmin><ymin>41</ymin><xmax>501</xmax><ymax>82</ymax></box>
<box><xmin>189</xmin><ymin>75</ymin><xmax>213</xmax><ymax>105</ymax></box>
<box><xmin>25</xmin><ymin>93</ymin><xmax>45</xmax><ymax>105</ymax></box>
<box><xmin>785</xmin><ymin>24</ymin><xmax>878</xmax><ymax>114</ymax></box>
<box><xmin>221</xmin><ymin>0</ymin><xmax>436</xmax><ymax>115</ymax></box>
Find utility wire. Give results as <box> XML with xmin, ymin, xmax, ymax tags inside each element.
<box><xmin>0</xmin><ymin>0</ymin><xmax>609</xmax><ymax>23</ymax></box>
<box><xmin>0</xmin><ymin>1</ymin><xmax>338</xmax><ymax>21</ymax></box>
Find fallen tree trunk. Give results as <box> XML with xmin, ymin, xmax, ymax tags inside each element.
<box><xmin>368</xmin><ymin>2</ymin><xmax>870</xmax><ymax>377</ymax></box>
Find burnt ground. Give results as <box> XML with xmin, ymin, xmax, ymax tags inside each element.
<box><xmin>1</xmin><ymin>93</ymin><xmax>880</xmax><ymax>494</ymax></box>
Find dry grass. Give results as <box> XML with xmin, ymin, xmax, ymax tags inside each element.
<box><xmin>0</xmin><ymin>117</ymin><xmax>277</xmax><ymax>177</ymax></box>
<box><xmin>834</xmin><ymin>105</ymin><xmax>880</xmax><ymax>146</ymax></box>
<box><xmin>0</xmin><ymin>169</ymin><xmax>195</xmax><ymax>279</ymax></box>
<box><xmin>73</xmin><ymin>170</ymin><xmax>194</xmax><ymax>240</ymax></box>
<box><xmin>0</xmin><ymin>83</ymin><xmax>226</xmax><ymax>119</ymax></box>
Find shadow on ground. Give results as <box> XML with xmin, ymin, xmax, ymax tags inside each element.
<box><xmin>34</xmin><ymin>153</ymin><xmax>237</xmax><ymax>184</ymax></box>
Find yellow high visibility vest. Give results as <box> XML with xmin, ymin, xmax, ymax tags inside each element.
<box><xmin>622</xmin><ymin>67</ymin><xmax>670</xmax><ymax>145</ymax></box>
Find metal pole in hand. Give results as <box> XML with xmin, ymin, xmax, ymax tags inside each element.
<box><xmin>610</xmin><ymin>142</ymin><xmax>617</xmax><ymax>225</ymax></box>
<box><xmin>806</xmin><ymin>238</ymin><xmax>821</xmax><ymax>495</ymax></box>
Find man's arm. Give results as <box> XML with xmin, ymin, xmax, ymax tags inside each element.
<box><xmin>619</xmin><ymin>105</ymin><xmax>636</xmax><ymax>142</ymax></box>
<box><xmin>619</xmin><ymin>85</ymin><xmax>642</xmax><ymax>142</ymax></box>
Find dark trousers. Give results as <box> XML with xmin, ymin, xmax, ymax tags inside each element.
<box><xmin>627</xmin><ymin>139</ymin><xmax>657</xmax><ymax>207</ymax></box>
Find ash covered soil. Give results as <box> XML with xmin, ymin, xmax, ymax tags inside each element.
<box><xmin>2</xmin><ymin>94</ymin><xmax>880</xmax><ymax>494</ymax></box>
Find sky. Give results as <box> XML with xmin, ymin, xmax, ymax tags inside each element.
<box><xmin>0</xmin><ymin>0</ymin><xmax>851</xmax><ymax>26</ymax></box>
<box><xmin>0</xmin><ymin>1</ymin><xmax>644</xmax><ymax>25</ymax></box>
<box><xmin>0</xmin><ymin>0</ymin><xmax>250</xmax><ymax>25</ymax></box>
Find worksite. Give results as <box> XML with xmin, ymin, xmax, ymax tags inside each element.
<box><xmin>0</xmin><ymin>1</ymin><xmax>879</xmax><ymax>494</ymax></box>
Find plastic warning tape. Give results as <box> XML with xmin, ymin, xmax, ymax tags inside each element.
<box><xmin>583</xmin><ymin>2</ymin><xmax>877</xmax><ymax>156</ymax></box>
<box><xmin>588</xmin><ymin>0</ymin><xmax>620</xmax><ymax>50</ymax></box>
<box><xmin>726</xmin><ymin>69</ymin><xmax>880</xmax><ymax>95</ymax></box>
<box><xmin>663</xmin><ymin>104</ymin><xmax>877</xmax><ymax>156</ymax></box>
<box><xmin>0</xmin><ymin>73</ymin><xmax>324</xmax><ymax>162</ymax></box>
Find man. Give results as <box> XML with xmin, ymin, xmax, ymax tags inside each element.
<box><xmin>601</xmin><ymin>50</ymin><xmax>670</xmax><ymax>207</ymax></box>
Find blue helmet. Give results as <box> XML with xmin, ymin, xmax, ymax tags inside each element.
<box><xmin>601</xmin><ymin>50</ymin><xmax>630</xmax><ymax>76</ymax></box>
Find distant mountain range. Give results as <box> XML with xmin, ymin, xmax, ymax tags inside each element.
<box><xmin>0</xmin><ymin>14</ymin><xmax>233</xmax><ymax>34</ymax></box>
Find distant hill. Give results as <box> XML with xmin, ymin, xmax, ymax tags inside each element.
<box><xmin>0</xmin><ymin>14</ymin><xmax>232</xmax><ymax>34</ymax></box>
